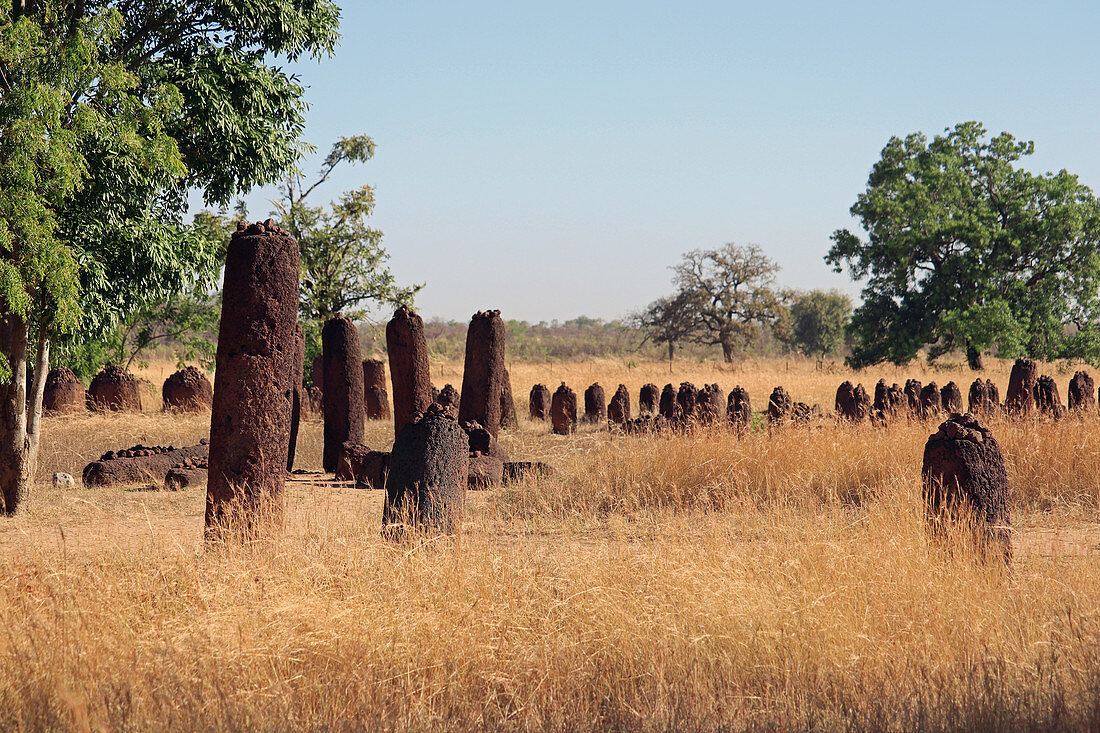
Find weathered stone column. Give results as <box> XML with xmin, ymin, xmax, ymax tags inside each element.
<box><xmin>529</xmin><ymin>384</ymin><xmax>550</xmax><ymax>420</ymax></box>
<box><xmin>639</xmin><ymin>384</ymin><xmax>659</xmax><ymax>416</ymax></box>
<box><xmin>608</xmin><ymin>384</ymin><xmax>631</xmax><ymax>425</ymax></box>
<box><xmin>88</xmin><ymin>366</ymin><xmax>142</xmax><ymax>412</ymax></box>
<box><xmin>922</xmin><ymin>413</ymin><xmax>1012</xmax><ymax>563</ymax></box>
<box><xmin>1005</xmin><ymin>358</ymin><xmax>1038</xmax><ymax>417</ymax></box>
<box><xmin>206</xmin><ymin>221</ymin><xmax>299</xmax><ymax>536</ymax></box>
<box><xmin>941</xmin><ymin>381</ymin><xmax>963</xmax><ymax>413</ymax></box>
<box><xmin>363</xmin><ymin>358</ymin><xmax>391</xmax><ymax>420</ymax></box>
<box><xmin>500</xmin><ymin>368</ymin><xmax>517</xmax><ymax>429</ymax></box>
<box><xmin>728</xmin><ymin>386</ymin><xmax>751</xmax><ymax>432</ymax></box>
<box><xmin>163</xmin><ymin>366</ymin><xmax>213</xmax><ymax>413</ymax></box>
<box><xmin>322</xmin><ymin>316</ymin><xmax>365</xmax><ymax>472</ymax></box>
<box><xmin>457</xmin><ymin>310</ymin><xmax>506</xmax><ymax>438</ymax></box>
<box><xmin>1068</xmin><ymin>370</ymin><xmax>1096</xmax><ymax>413</ymax></box>
<box><xmin>287</xmin><ymin>324</ymin><xmax>305</xmax><ymax>471</ymax></box>
<box><xmin>659</xmin><ymin>384</ymin><xmax>679</xmax><ymax>420</ymax></box>
<box><xmin>550</xmin><ymin>383</ymin><xmax>577</xmax><ymax>435</ymax></box>
<box><xmin>43</xmin><ymin>367</ymin><xmax>85</xmax><ymax>415</ymax></box>
<box><xmin>386</xmin><ymin>306</ymin><xmax>433</xmax><ymax>438</ymax></box>
<box><xmin>583</xmin><ymin>383</ymin><xmax>606</xmax><ymax>423</ymax></box>
<box><xmin>383</xmin><ymin>405</ymin><xmax>469</xmax><ymax>537</ymax></box>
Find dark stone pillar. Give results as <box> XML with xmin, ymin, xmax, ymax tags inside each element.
<box><xmin>363</xmin><ymin>358</ymin><xmax>391</xmax><ymax>421</ymax></box>
<box><xmin>550</xmin><ymin>383</ymin><xmax>577</xmax><ymax>435</ymax></box>
<box><xmin>386</xmin><ymin>306</ymin><xmax>434</xmax><ymax>438</ymax></box>
<box><xmin>206</xmin><ymin>220</ymin><xmax>299</xmax><ymax>536</ymax></box>
<box><xmin>322</xmin><ymin>316</ymin><xmax>365</xmax><ymax>472</ymax></box>
<box><xmin>457</xmin><ymin>310</ymin><xmax>507</xmax><ymax>438</ymax></box>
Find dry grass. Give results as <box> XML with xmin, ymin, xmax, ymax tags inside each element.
<box><xmin>2</xmin><ymin>356</ymin><xmax>1100</xmax><ymax>731</ymax></box>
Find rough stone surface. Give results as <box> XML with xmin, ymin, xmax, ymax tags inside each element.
<box><xmin>206</xmin><ymin>221</ymin><xmax>299</xmax><ymax>533</ymax></box>
<box><xmin>676</xmin><ymin>382</ymin><xmax>698</xmax><ymax>422</ymax></box>
<box><xmin>363</xmin><ymin>359</ymin><xmax>391</xmax><ymax>421</ymax></box>
<box><xmin>1068</xmin><ymin>370</ymin><xmax>1096</xmax><ymax>413</ymax></box>
<box><xmin>608</xmin><ymin>384</ymin><xmax>631</xmax><ymax>425</ymax></box>
<box><xmin>583</xmin><ymin>383</ymin><xmax>606</xmax><ymax>424</ymax></box>
<box><xmin>165</xmin><ymin>455</ymin><xmax>208</xmax><ymax>491</ymax></box>
<box><xmin>52</xmin><ymin>473</ymin><xmax>75</xmax><ymax>488</ymax></box>
<box><xmin>873</xmin><ymin>379</ymin><xmax>889</xmax><ymax>414</ymax></box>
<box><xmin>162</xmin><ymin>366</ymin><xmax>213</xmax><ymax>413</ymax></box>
<box><xmin>387</xmin><ymin>306</ymin><xmax>434</xmax><ymax>438</ymax></box>
<box><xmin>987</xmin><ymin>380</ymin><xmax>1000</xmax><ymax>408</ymax></box>
<box><xmin>768</xmin><ymin>386</ymin><xmax>792</xmax><ymax>425</ymax></box>
<box><xmin>919</xmin><ymin>382</ymin><xmax>941</xmax><ymax>419</ymax></box>
<box><xmin>468</xmin><ymin>454</ymin><xmax>504</xmax><ymax>489</ymax></box>
<box><xmin>639</xmin><ymin>384</ymin><xmax>660</xmax><ymax>416</ymax></box>
<box><xmin>287</xmin><ymin>324</ymin><xmax>305</xmax><ymax>471</ymax></box>
<box><xmin>321</xmin><ymin>317</ymin><xmax>366</xmax><ymax>472</ymax></box>
<box><xmin>727</xmin><ymin>386</ymin><xmax>751</xmax><ymax>431</ymax></box>
<box><xmin>503</xmin><ymin>461</ymin><xmax>555</xmax><ymax>484</ymax></box>
<box><xmin>550</xmin><ymin>383</ymin><xmax>577</xmax><ymax>435</ymax></box>
<box><xmin>904</xmin><ymin>379</ymin><xmax>922</xmax><ymax>416</ymax></box>
<box><xmin>696</xmin><ymin>384</ymin><xmax>725</xmax><ymax>425</ymax></box>
<box><xmin>435</xmin><ymin>384</ymin><xmax>460</xmax><ymax>409</ymax></box>
<box><xmin>335</xmin><ymin>444</ymin><xmax>389</xmax><ymax>489</ymax></box>
<box><xmin>922</xmin><ymin>413</ymin><xmax>1012</xmax><ymax>562</ymax></box>
<box><xmin>311</xmin><ymin>355</ymin><xmax>323</xmax><ymax>392</ymax></box>
<box><xmin>835</xmin><ymin>381</ymin><xmax>860</xmax><ymax>421</ymax></box>
<box><xmin>1034</xmin><ymin>375</ymin><xmax>1064</xmax><ymax>419</ymax></box>
<box><xmin>88</xmin><ymin>366</ymin><xmax>142</xmax><ymax>412</ymax></box>
<box><xmin>659</xmin><ymin>384</ymin><xmax>680</xmax><ymax>421</ymax></box>
<box><xmin>43</xmin><ymin>367</ymin><xmax>85</xmax><ymax>414</ymax></box>
<box><xmin>1006</xmin><ymin>358</ymin><xmax>1038</xmax><ymax>417</ymax></box>
<box><xmin>500</xmin><ymin>369</ymin><xmax>517</xmax><ymax>430</ymax></box>
<box><xmin>308</xmin><ymin>387</ymin><xmax>324</xmax><ymax>417</ymax></box>
<box><xmin>529</xmin><ymin>384</ymin><xmax>551</xmax><ymax>420</ymax></box>
<box><xmin>382</xmin><ymin>405</ymin><xmax>469</xmax><ymax>537</ymax></box>
<box><xmin>460</xmin><ymin>420</ymin><xmax>507</xmax><ymax>460</ymax></box>
<box><xmin>968</xmin><ymin>379</ymin><xmax>991</xmax><ymax>415</ymax></box>
<box><xmin>84</xmin><ymin>442</ymin><xmax>209</xmax><ymax>488</ymax></box>
<box><xmin>941</xmin><ymin>381</ymin><xmax>963</xmax><ymax>413</ymax></box>
<box><xmin>458</xmin><ymin>310</ymin><xmax>507</xmax><ymax>438</ymax></box>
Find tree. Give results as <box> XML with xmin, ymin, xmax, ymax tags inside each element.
<box><xmin>672</xmin><ymin>244</ymin><xmax>787</xmax><ymax>362</ymax></box>
<box><xmin>0</xmin><ymin>1</ymin><xmax>340</xmax><ymax>513</ymax></box>
<box><xmin>270</xmin><ymin>135</ymin><xmax>422</xmax><ymax>368</ymax></box>
<box><xmin>827</xmin><ymin>121</ymin><xmax>1100</xmax><ymax>370</ymax></box>
<box><xmin>632</xmin><ymin>291</ymin><xmax>698</xmax><ymax>363</ymax></box>
<box><xmin>786</xmin><ymin>289</ymin><xmax>852</xmax><ymax>358</ymax></box>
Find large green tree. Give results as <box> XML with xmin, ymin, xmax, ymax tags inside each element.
<box><xmin>0</xmin><ymin>1</ymin><xmax>340</xmax><ymax>512</ymax></box>
<box><xmin>828</xmin><ymin>121</ymin><xmax>1100</xmax><ymax>370</ymax></box>
<box><xmin>786</xmin><ymin>289</ymin><xmax>852</xmax><ymax>358</ymax></box>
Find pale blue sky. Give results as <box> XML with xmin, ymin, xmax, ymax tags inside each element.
<box><xmin>222</xmin><ymin>0</ymin><xmax>1100</xmax><ymax>322</ymax></box>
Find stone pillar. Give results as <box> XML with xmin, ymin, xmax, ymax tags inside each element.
<box><xmin>835</xmin><ymin>380</ymin><xmax>858</xmax><ymax>421</ymax></box>
<box><xmin>904</xmin><ymin>379</ymin><xmax>922</xmax><ymax>416</ymax></box>
<box><xmin>583</xmin><ymin>383</ymin><xmax>606</xmax><ymax>423</ymax></box>
<box><xmin>435</xmin><ymin>384</ymin><xmax>460</xmax><ymax>409</ymax></box>
<box><xmin>767</xmin><ymin>386</ymin><xmax>791</xmax><ymax>425</ymax></box>
<box><xmin>695</xmin><ymin>384</ymin><xmax>724</xmax><ymax>425</ymax></box>
<box><xmin>88</xmin><ymin>366</ymin><xmax>142</xmax><ymax>412</ymax></box>
<box><xmin>941</xmin><ymin>381</ymin><xmax>962</xmax><ymax>413</ymax></box>
<box><xmin>363</xmin><ymin>358</ymin><xmax>391</xmax><ymax>421</ymax></box>
<box><xmin>287</xmin><ymin>324</ymin><xmax>305</xmax><ymax>471</ymax></box>
<box><xmin>163</xmin><ymin>366</ymin><xmax>213</xmax><ymax>413</ymax></box>
<box><xmin>967</xmin><ymin>379</ymin><xmax>990</xmax><ymax>415</ymax></box>
<box><xmin>1005</xmin><ymin>358</ymin><xmax>1038</xmax><ymax>417</ymax></box>
<box><xmin>659</xmin><ymin>384</ymin><xmax>679</xmax><ymax>420</ymax></box>
<box><xmin>322</xmin><ymin>316</ymin><xmax>365</xmax><ymax>472</ymax></box>
<box><xmin>500</xmin><ymin>368</ymin><xmax>517</xmax><ymax>429</ymax></box>
<box><xmin>550</xmin><ymin>383</ymin><xmax>577</xmax><ymax>435</ymax></box>
<box><xmin>206</xmin><ymin>220</ymin><xmax>300</xmax><ymax>536</ymax></box>
<box><xmin>386</xmin><ymin>306</ymin><xmax>433</xmax><ymax>438</ymax></box>
<box><xmin>608</xmin><ymin>384</ymin><xmax>631</xmax><ymax>425</ymax></box>
<box><xmin>529</xmin><ymin>384</ymin><xmax>550</xmax><ymax>420</ymax></box>
<box><xmin>728</xmin><ymin>386</ymin><xmax>751</xmax><ymax>432</ymax></box>
<box><xmin>43</xmin><ymin>367</ymin><xmax>85</xmax><ymax>414</ymax></box>
<box><xmin>639</xmin><ymin>384</ymin><xmax>659</xmax><ymax>416</ymax></box>
<box><xmin>676</xmin><ymin>382</ymin><xmax>698</xmax><ymax>421</ymax></box>
<box><xmin>457</xmin><ymin>310</ymin><xmax>506</xmax><ymax>438</ymax></box>
<box><xmin>922</xmin><ymin>413</ymin><xmax>1012</xmax><ymax>563</ymax></box>
<box><xmin>382</xmin><ymin>405</ymin><xmax>469</xmax><ymax>538</ymax></box>
<box><xmin>919</xmin><ymin>382</ymin><xmax>941</xmax><ymax>420</ymax></box>
<box><xmin>1034</xmin><ymin>375</ymin><xmax>1064</xmax><ymax>419</ymax></box>
<box><xmin>1068</xmin><ymin>370</ymin><xmax>1096</xmax><ymax>413</ymax></box>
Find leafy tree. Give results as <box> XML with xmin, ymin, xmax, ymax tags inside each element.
<box><xmin>786</xmin><ymin>289</ymin><xmax>852</xmax><ymax>358</ymax></box>
<box><xmin>672</xmin><ymin>244</ymin><xmax>787</xmax><ymax>362</ymax></box>
<box><xmin>828</xmin><ymin>121</ymin><xmax>1100</xmax><ymax>370</ymax></box>
<box><xmin>270</xmin><ymin>135</ymin><xmax>422</xmax><ymax>368</ymax></box>
<box><xmin>0</xmin><ymin>1</ymin><xmax>340</xmax><ymax>513</ymax></box>
<box><xmin>632</xmin><ymin>291</ymin><xmax>698</xmax><ymax>363</ymax></box>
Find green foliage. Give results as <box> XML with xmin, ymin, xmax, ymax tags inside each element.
<box><xmin>2</xmin><ymin>1</ymin><xmax>341</xmax><ymax>379</ymax></box>
<box><xmin>276</xmin><ymin>135</ymin><xmax>422</xmax><ymax>327</ymax></box>
<box><xmin>632</xmin><ymin>292</ymin><xmax>698</xmax><ymax>362</ymax></box>
<box><xmin>670</xmin><ymin>244</ymin><xmax>788</xmax><ymax>362</ymax></box>
<box><xmin>786</xmin><ymin>289</ymin><xmax>853</xmax><ymax>357</ymax></box>
<box><xmin>828</xmin><ymin>121</ymin><xmax>1100</xmax><ymax>368</ymax></box>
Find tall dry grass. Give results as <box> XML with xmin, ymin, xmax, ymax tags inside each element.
<box><xmin>1</xmin><ymin>356</ymin><xmax>1100</xmax><ymax>730</ymax></box>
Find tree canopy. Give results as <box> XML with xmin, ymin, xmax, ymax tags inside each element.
<box><xmin>828</xmin><ymin>121</ymin><xmax>1100</xmax><ymax>369</ymax></box>
<box><xmin>785</xmin><ymin>289</ymin><xmax>852</xmax><ymax>358</ymax></box>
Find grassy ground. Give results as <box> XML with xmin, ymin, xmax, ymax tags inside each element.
<box><xmin>2</xmin><ymin>356</ymin><xmax>1100</xmax><ymax>731</ymax></box>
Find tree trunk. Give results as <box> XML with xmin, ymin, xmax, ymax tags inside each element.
<box><xmin>0</xmin><ymin>314</ymin><xmax>43</xmax><ymax>514</ymax></box>
<box><xmin>966</xmin><ymin>345</ymin><xmax>984</xmax><ymax>371</ymax></box>
<box><xmin>720</xmin><ymin>338</ymin><xmax>734</xmax><ymax>363</ymax></box>
<box><xmin>667</xmin><ymin>342</ymin><xmax>674</xmax><ymax>363</ymax></box>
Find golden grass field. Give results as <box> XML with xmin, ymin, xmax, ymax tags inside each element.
<box><xmin>3</xmin><ymin>355</ymin><xmax>1100</xmax><ymax>730</ymax></box>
